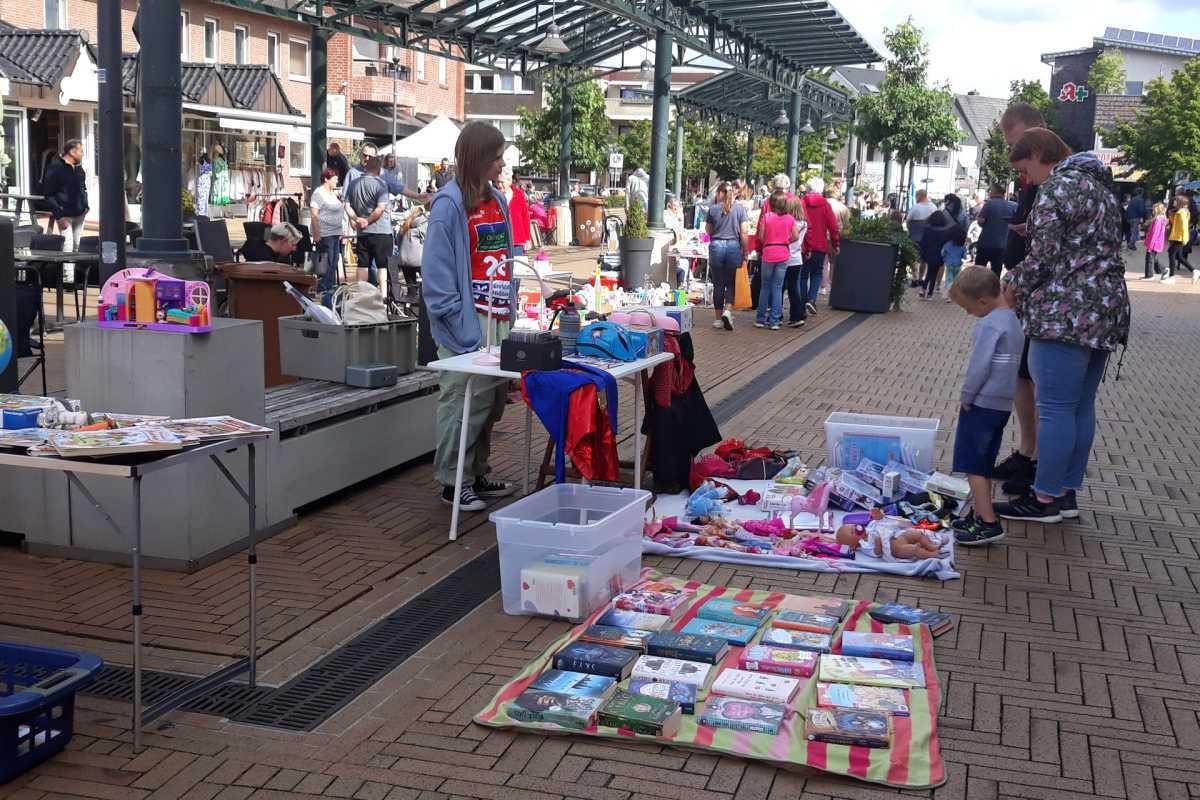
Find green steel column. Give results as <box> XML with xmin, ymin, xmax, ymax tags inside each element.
<box><xmin>647</xmin><ymin>28</ymin><xmax>672</xmax><ymax>228</ymax></box>
<box><xmin>134</xmin><ymin>0</ymin><xmax>186</xmax><ymax>253</ymax></box>
<box><xmin>558</xmin><ymin>82</ymin><xmax>573</xmax><ymax>198</ymax></box>
<box><xmin>311</xmin><ymin>28</ymin><xmax>328</xmax><ymax>190</ymax></box>
<box><xmin>785</xmin><ymin>92</ymin><xmax>802</xmax><ymax>187</ymax></box>
<box><xmin>744</xmin><ymin>131</ymin><xmax>755</xmax><ymax>185</ymax></box>
<box><xmin>672</xmin><ymin>113</ymin><xmax>684</xmax><ymax>200</ymax></box>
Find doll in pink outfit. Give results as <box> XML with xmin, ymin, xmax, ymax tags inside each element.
<box><xmin>1143</xmin><ymin>202</ymin><xmax>1168</xmax><ymax>279</ymax></box>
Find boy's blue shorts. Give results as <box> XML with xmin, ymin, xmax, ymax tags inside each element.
<box><xmin>953</xmin><ymin>405</ymin><xmax>1011</xmax><ymax>478</ymax></box>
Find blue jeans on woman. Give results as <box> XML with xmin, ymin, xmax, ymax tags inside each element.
<box><xmin>708</xmin><ymin>239</ymin><xmax>742</xmax><ymax>311</ymax></box>
<box><xmin>317</xmin><ymin>235</ymin><xmax>342</xmax><ymax>307</ymax></box>
<box><xmin>756</xmin><ymin>260</ymin><xmax>787</xmax><ymax>326</ymax></box>
<box><xmin>801</xmin><ymin>250</ymin><xmax>827</xmax><ymax>304</ymax></box>
<box><xmin>1027</xmin><ymin>339</ymin><xmax>1108</xmax><ymax>497</ymax></box>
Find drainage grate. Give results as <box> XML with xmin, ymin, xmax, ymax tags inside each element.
<box><xmin>82</xmin><ymin>665</ymin><xmax>274</xmax><ymax>719</ymax></box>
<box><xmin>232</xmin><ymin>547</ymin><xmax>501</xmax><ymax>731</ymax></box>
<box><xmin>711</xmin><ymin>313</ymin><xmax>868</xmax><ymax>425</ymax></box>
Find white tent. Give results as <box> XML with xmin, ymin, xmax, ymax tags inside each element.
<box><xmin>378</xmin><ymin>114</ymin><xmax>461</xmax><ymax>162</ymax></box>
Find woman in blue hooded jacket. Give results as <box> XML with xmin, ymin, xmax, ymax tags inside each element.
<box><xmin>422</xmin><ymin>121</ymin><xmax>517</xmax><ymax>512</ymax></box>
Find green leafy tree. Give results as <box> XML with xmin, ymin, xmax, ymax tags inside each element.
<box><xmin>979</xmin><ymin>122</ymin><xmax>1014</xmax><ymax>188</ymax></box>
<box><xmin>853</xmin><ymin>18</ymin><xmax>959</xmax><ymax>198</ymax></box>
<box><xmin>516</xmin><ymin>68</ymin><xmax>611</xmax><ymax>175</ymax></box>
<box><xmin>616</xmin><ymin>120</ymin><xmax>651</xmax><ymax>172</ymax></box>
<box><xmin>1088</xmin><ymin>50</ymin><xmax>1127</xmax><ymax>95</ymax></box>
<box><xmin>752</xmin><ymin>135</ymin><xmax>786</xmax><ymax>180</ymax></box>
<box><xmin>1106</xmin><ymin>59</ymin><xmax>1200</xmax><ymax>194</ymax></box>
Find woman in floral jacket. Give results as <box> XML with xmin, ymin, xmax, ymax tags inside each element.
<box><xmin>995</xmin><ymin>128</ymin><xmax>1131</xmax><ymax>524</ymax></box>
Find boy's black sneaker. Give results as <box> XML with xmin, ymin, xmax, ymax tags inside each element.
<box><xmin>951</xmin><ymin>511</ymin><xmax>977</xmax><ymax>532</ymax></box>
<box><xmin>474</xmin><ymin>476</ymin><xmax>515</xmax><ymax>498</ymax></box>
<box><xmin>1059</xmin><ymin>489</ymin><xmax>1079</xmax><ymax>519</ymax></box>
<box><xmin>442</xmin><ymin>485</ymin><xmax>485</xmax><ymax>512</ymax></box>
<box><xmin>994</xmin><ymin>493</ymin><xmax>1062</xmax><ymax>523</ymax></box>
<box><xmin>955</xmin><ymin>517</ymin><xmax>1006</xmax><ymax>546</ymax></box>
<box><xmin>993</xmin><ymin>451</ymin><xmax>1035</xmax><ymax>482</ymax></box>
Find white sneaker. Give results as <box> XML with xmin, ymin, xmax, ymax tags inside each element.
<box><xmin>769</xmin><ymin>324</ymin><xmax>781</xmax><ymax>331</ymax></box>
<box><xmin>1193</xmin><ymin>269</ymin><xmax>1200</xmax><ymax>284</ymax></box>
<box><xmin>754</xmin><ymin>321</ymin><xmax>765</xmax><ymax>328</ymax></box>
<box><xmin>711</xmin><ymin>319</ymin><xmax>724</xmax><ymax>329</ymax></box>
<box><xmin>1163</xmin><ymin>275</ymin><xmax>1177</xmax><ymax>284</ymax></box>
<box><xmin>722</xmin><ymin>310</ymin><xmax>734</xmax><ymax>331</ymax></box>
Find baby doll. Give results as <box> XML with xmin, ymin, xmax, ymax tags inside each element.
<box><xmin>835</xmin><ymin>508</ymin><xmax>947</xmax><ymax>562</ymax></box>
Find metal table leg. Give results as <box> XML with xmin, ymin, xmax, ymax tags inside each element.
<box><xmin>247</xmin><ymin>442</ymin><xmax>257</xmax><ymax>686</ymax></box>
<box><xmin>523</xmin><ymin>404</ymin><xmax>532</xmax><ymax>496</ymax></box>
<box><xmin>131</xmin><ymin>474</ymin><xmax>143</xmax><ymax>753</ymax></box>
<box><xmin>449</xmin><ymin>376</ymin><xmax>475</xmax><ymax>541</ymax></box>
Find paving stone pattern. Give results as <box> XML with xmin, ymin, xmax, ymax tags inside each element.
<box><xmin>2</xmin><ymin>264</ymin><xmax>1199</xmax><ymax>799</ymax></box>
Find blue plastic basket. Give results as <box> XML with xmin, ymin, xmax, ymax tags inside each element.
<box><xmin>0</xmin><ymin>643</ymin><xmax>103</xmax><ymax>784</ymax></box>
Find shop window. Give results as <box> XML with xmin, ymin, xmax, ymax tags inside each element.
<box><xmin>289</xmin><ymin>141</ymin><xmax>307</xmax><ymax>172</ymax></box>
<box><xmin>267</xmin><ymin>33</ymin><xmax>279</xmax><ymax>73</ymax></box>
<box><xmin>204</xmin><ymin>18</ymin><xmax>219</xmax><ymax>63</ymax></box>
<box><xmin>44</xmin><ymin>0</ymin><xmax>65</xmax><ymax>29</ymax></box>
<box><xmin>290</xmin><ymin>38</ymin><xmax>310</xmax><ymax>80</ymax></box>
<box><xmin>234</xmin><ymin>26</ymin><xmax>248</xmax><ymax>65</ymax></box>
<box><xmin>181</xmin><ymin>12</ymin><xmax>190</xmax><ymax>60</ymax></box>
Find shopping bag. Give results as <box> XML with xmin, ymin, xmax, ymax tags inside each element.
<box><xmin>332</xmin><ymin>281</ymin><xmax>388</xmax><ymax>325</ymax></box>
<box><xmin>733</xmin><ymin>262</ymin><xmax>753</xmax><ymax>309</ymax></box>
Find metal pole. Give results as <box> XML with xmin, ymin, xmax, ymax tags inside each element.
<box><xmin>744</xmin><ymin>131</ymin><xmax>755</xmax><ymax>185</ymax></box>
<box><xmin>558</xmin><ymin>82</ymin><xmax>573</xmax><ymax>198</ymax></box>
<box><xmin>785</xmin><ymin>92</ymin><xmax>801</xmax><ymax>187</ymax></box>
<box><xmin>247</xmin><ymin>442</ymin><xmax>257</xmax><ymax>687</ymax></box>
<box><xmin>310</xmin><ymin>28</ymin><xmax>328</xmax><ymax>190</ymax></box>
<box><xmin>133</xmin><ymin>0</ymin><xmax>187</xmax><ymax>254</ymax></box>
<box><xmin>131</xmin><ymin>473</ymin><xmax>143</xmax><ymax>753</ymax></box>
<box><xmin>97</xmin><ymin>0</ymin><xmax>126</xmax><ymax>279</ymax></box>
<box><xmin>672</xmin><ymin>113</ymin><xmax>684</xmax><ymax>201</ymax></box>
<box><xmin>647</xmin><ymin>28</ymin><xmax>672</xmax><ymax>229</ymax></box>
<box><xmin>391</xmin><ymin>59</ymin><xmax>399</xmax><ymax>155</ymax></box>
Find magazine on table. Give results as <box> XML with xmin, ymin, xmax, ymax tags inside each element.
<box><xmin>50</xmin><ymin>427</ymin><xmax>183</xmax><ymax>458</ymax></box>
<box><xmin>160</xmin><ymin>416</ymin><xmax>273</xmax><ymax>442</ymax></box>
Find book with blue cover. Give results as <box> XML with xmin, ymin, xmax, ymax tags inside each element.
<box><xmin>528</xmin><ymin>670</ymin><xmax>617</xmax><ymax>698</ymax></box>
<box><xmin>552</xmin><ymin>642</ymin><xmax>639</xmax><ymax>680</ymax></box>
<box><xmin>868</xmin><ymin>604</ymin><xmax>954</xmax><ymax>636</ymax></box>
<box><xmin>596</xmin><ymin>607</ymin><xmax>672</xmax><ymax>631</ymax></box>
<box><xmin>694</xmin><ymin>598</ymin><xmax>773</xmax><ymax>626</ymax></box>
<box><xmin>840</xmin><ymin>632</ymin><xmax>915</xmax><ymax>662</ymax></box>
<box><xmin>646</xmin><ymin>631</ymin><xmax>729</xmax><ymax>664</ymax></box>
<box><xmin>680</xmin><ymin>618</ymin><xmax>758</xmax><ymax>646</ymax></box>
<box><xmin>628</xmin><ymin>678</ymin><xmax>697</xmax><ymax>714</ymax></box>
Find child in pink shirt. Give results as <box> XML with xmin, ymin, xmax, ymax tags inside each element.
<box><xmin>1143</xmin><ymin>202</ymin><xmax>1168</xmax><ymax>279</ymax></box>
<box><xmin>754</xmin><ymin>190</ymin><xmax>798</xmax><ymax>329</ymax></box>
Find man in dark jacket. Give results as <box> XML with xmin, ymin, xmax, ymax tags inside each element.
<box><xmin>43</xmin><ymin>139</ymin><xmax>89</xmax><ymax>253</ymax></box>
<box><xmin>325</xmin><ymin>143</ymin><xmax>350</xmax><ymax>185</ymax></box>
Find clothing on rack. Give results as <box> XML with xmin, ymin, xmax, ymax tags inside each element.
<box><xmin>210</xmin><ymin>155</ymin><xmax>231</xmax><ymax>206</ymax></box>
<box><xmin>195</xmin><ymin>159</ymin><xmax>212</xmax><ymax>218</ymax></box>
<box><xmin>642</xmin><ymin>333</ymin><xmax>721</xmax><ymax>493</ymax></box>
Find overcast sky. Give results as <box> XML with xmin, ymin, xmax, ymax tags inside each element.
<box><xmin>837</xmin><ymin>0</ymin><xmax>1200</xmax><ymax>97</ymax></box>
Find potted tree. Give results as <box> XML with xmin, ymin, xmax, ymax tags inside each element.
<box><xmin>618</xmin><ymin>198</ymin><xmax>656</xmax><ymax>289</ymax></box>
<box><xmin>831</xmin><ymin>215</ymin><xmax>918</xmax><ymax>312</ymax></box>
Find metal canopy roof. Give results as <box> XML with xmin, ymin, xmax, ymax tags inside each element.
<box><xmin>676</xmin><ymin>70</ymin><xmax>852</xmax><ymax>132</ymax></box>
<box><xmin>219</xmin><ymin>0</ymin><xmax>879</xmax><ymax>95</ymax></box>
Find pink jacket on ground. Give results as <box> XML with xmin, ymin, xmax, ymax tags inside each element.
<box><xmin>1145</xmin><ymin>215</ymin><xmax>1167</xmax><ymax>253</ymax></box>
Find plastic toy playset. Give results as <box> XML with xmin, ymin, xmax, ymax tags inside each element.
<box><xmin>96</xmin><ymin>267</ymin><xmax>212</xmax><ymax>333</ymax></box>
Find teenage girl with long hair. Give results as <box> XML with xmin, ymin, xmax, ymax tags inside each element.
<box><xmin>423</xmin><ymin>121</ymin><xmax>517</xmax><ymax>511</ymax></box>
<box><xmin>705</xmin><ymin>181</ymin><xmax>749</xmax><ymax>330</ymax></box>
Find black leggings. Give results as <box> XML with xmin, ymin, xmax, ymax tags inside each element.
<box><xmin>785</xmin><ymin>264</ymin><xmax>806</xmax><ymax>323</ymax></box>
<box><xmin>922</xmin><ymin>262</ymin><xmax>943</xmax><ymax>296</ymax></box>
<box><xmin>1167</xmin><ymin>241</ymin><xmax>1192</xmax><ymax>276</ymax></box>
<box><xmin>1145</xmin><ymin>248</ymin><xmax>1161</xmax><ymax>278</ymax></box>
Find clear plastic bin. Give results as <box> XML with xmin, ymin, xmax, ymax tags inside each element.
<box><xmin>490</xmin><ymin>484</ymin><xmax>650</xmax><ymax>621</ymax></box>
<box><xmin>824</xmin><ymin>412</ymin><xmax>939</xmax><ymax>473</ymax></box>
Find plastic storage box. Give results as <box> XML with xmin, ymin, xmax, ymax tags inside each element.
<box><xmin>490</xmin><ymin>484</ymin><xmax>650</xmax><ymax>622</ymax></box>
<box><xmin>278</xmin><ymin>315</ymin><xmax>416</xmax><ymax>383</ymax></box>
<box><xmin>0</xmin><ymin>642</ymin><xmax>103</xmax><ymax>783</ymax></box>
<box><xmin>824</xmin><ymin>412</ymin><xmax>939</xmax><ymax>473</ymax></box>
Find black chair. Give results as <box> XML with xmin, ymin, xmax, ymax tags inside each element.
<box><xmin>243</xmin><ymin>221</ymin><xmax>269</xmax><ymax>243</ymax></box>
<box><xmin>195</xmin><ymin>218</ymin><xmax>239</xmax><ymax>264</ymax></box>
<box><xmin>14</xmin><ymin>265</ymin><xmax>47</xmax><ymax>395</ymax></box>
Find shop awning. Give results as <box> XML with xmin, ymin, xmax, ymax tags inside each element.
<box><xmin>352</xmin><ymin>101</ymin><xmax>426</xmax><ymax>140</ymax></box>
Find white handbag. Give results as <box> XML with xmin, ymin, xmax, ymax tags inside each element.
<box><xmin>332</xmin><ymin>281</ymin><xmax>388</xmax><ymax>325</ymax></box>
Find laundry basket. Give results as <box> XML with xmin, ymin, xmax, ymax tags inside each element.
<box><xmin>0</xmin><ymin>643</ymin><xmax>103</xmax><ymax>783</ymax></box>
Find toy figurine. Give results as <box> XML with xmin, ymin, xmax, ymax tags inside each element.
<box><xmin>788</xmin><ymin>481</ymin><xmax>835</xmax><ymax>533</ymax></box>
<box><xmin>835</xmin><ymin>509</ymin><xmax>947</xmax><ymax>562</ymax></box>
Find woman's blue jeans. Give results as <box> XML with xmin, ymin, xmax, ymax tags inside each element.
<box><xmin>1027</xmin><ymin>338</ymin><xmax>1108</xmax><ymax>497</ymax></box>
<box><xmin>801</xmin><ymin>250</ymin><xmax>826</xmax><ymax>304</ymax></box>
<box><xmin>756</xmin><ymin>260</ymin><xmax>787</xmax><ymax>326</ymax></box>
<box><xmin>708</xmin><ymin>239</ymin><xmax>743</xmax><ymax>311</ymax></box>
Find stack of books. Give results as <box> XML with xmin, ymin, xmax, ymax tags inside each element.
<box><xmin>869</xmin><ymin>603</ymin><xmax>955</xmax><ymax>637</ymax></box>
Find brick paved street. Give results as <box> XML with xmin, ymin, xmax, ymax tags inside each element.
<box><xmin>2</xmin><ymin>257</ymin><xmax>1199</xmax><ymax>800</ymax></box>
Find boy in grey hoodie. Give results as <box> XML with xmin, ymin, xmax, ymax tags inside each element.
<box><xmin>948</xmin><ymin>267</ymin><xmax>1025</xmax><ymax>546</ymax></box>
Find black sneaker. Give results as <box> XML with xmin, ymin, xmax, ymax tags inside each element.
<box><xmin>995</xmin><ymin>493</ymin><xmax>1063</xmax><ymax>523</ymax></box>
<box><xmin>1060</xmin><ymin>489</ymin><xmax>1079</xmax><ymax>519</ymax></box>
<box><xmin>442</xmin><ymin>485</ymin><xmax>486</xmax><ymax>512</ymax></box>
<box><xmin>993</xmin><ymin>451</ymin><xmax>1035</xmax><ymax>482</ymax></box>
<box><xmin>787</xmin><ymin>319</ymin><xmax>806</xmax><ymax>328</ymax></box>
<box><xmin>951</xmin><ymin>511</ymin><xmax>978</xmax><ymax>532</ymax></box>
<box><xmin>806</xmin><ymin>302</ymin><xmax>818</xmax><ymax>315</ymax></box>
<box><xmin>474</xmin><ymin>476</ymin><xmax>515</xmax><ymax>498</ymax></box>
<box><xmin>955</xmin><ymin>517</ymin><xmax>1006</xmax><ymax>546</ymax></box>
